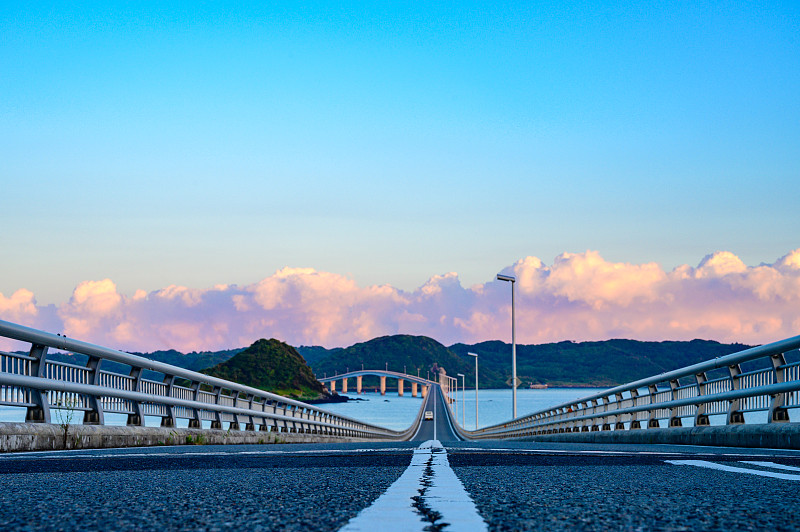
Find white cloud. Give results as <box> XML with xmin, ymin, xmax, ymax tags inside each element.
<box><xmin>695</xmin><ymin>251</ymin><xmax>747</xmax><ymax>278</ymax></box>
<box><xmin>0</xmin><ymin>289</ymin><xmax>38</xmax><ymax>321</ymax></box>
<box><xmin>1</xmin><ymin>249</ymin><xmax>799</xmax><ymax>352</ymax></box>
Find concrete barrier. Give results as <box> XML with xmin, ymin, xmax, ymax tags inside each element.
<box><xmin>0</xmin><ymin>423</ymin><xmax>379</xmax><ymax>453</ymax></box>
<box><xmin>512</xmin><ymin>424</ymin><xmax>800</xmax><ymax>449</ymax></box>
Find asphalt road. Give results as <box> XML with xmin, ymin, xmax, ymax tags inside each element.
<box><xmin>2</xmin><ymin>440</ymin><xmax>800</xmax><ymax>531</ymax></box>
<box><xmin>2</xmin><ymin>391</ymin><xmax>800</xmax><ymax>531</ymax></box>
<box><xmin>409</xmin><ymin>385</ymin><xmax>462</xmax><ymax>442</ymax></box>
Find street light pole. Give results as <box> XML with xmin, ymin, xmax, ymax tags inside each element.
<box><xmin>457</xmin><ymin>373</ymin><xmax>465</xmax><ymax>427</ymax></box>
<box><xmin>467</xmin><ymin>352</ymin><xmax>478</xmax><ymax>429</ymax></box>
<box><xmin>497</xmin><ymin>273</ymin><xmax>517</xmax><ymax>418</ymax></box>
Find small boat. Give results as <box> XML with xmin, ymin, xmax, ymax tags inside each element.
<box><xmin>529</xmin><ymin>383</ymin><xmax>548</xmax><ymax>389</ymax></box>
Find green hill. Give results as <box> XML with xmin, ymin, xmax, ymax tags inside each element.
<box><xmin>309</xmin><ymin>336</ymin><xmax>754</xmax><ymax>388</ymax></box>
<box><xmin>449</xmin><ymin>338</ymin><xmax>753</xmax><ymax>387</ymax></box>
<box><xmin>202</xmin><ymin>339</ymin><xmax>328</xmax><ymax>400</ymax></box>
<box><xmin>310</xmin><ymin>335</ymin><xmax>474</xmax><ymax>386</ymax></box>
<box><xmin>296</xmin><ymin>345</ymin><xmax>343</xmax><ymax>365</ymax></box>
<box><xmin>130</xmin><ymin>348</ymin><xmax>242</xmax><ymax>371</ymax></box>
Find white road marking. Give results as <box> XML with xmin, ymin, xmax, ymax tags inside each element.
<box><xmin>0</xmin><ymin>447</ymin><xmax>417</xmax><ymax>460</ymax></box>
<box><xmin>450</xmin><ymin>447</ymin><xmax>800</xmax><ymax>458</ymax></box>
<box><xmin>740</xmin><ymin>461</ymin><xmax>800</xmax><ymax>473</ymax></box>
<box><xmin>340</xmin><ymin>440</ymin><xmax>487</xmax><ymax>532</ymax></box>
<box><xmin>666</xmin><ymin>460</ymin><xmax>800</xmax><ymax>480</ymax></box>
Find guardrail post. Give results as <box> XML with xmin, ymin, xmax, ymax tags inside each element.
<box><xmin>300</xmin><ymin>407</ymin><xmax>309</xmax><ymax>433</ymax></box>
<box><xmin>188</xmin><ymin>382</ymin><xmax>202</xmax><ymax>428</ymax></box>
<box><xmin>693</xmin><ymin>372</ymin><xmax>710</xmax><ymax>426</ymax></box>
<box><xmin>83</xmin><ymin>356</ymin><xmax>105</xmax><ymax>425</ymax></box>
<box><xmin>768</xmin><ymin>353</ymin><xmax>789</xmax><ymax>423</ymax></box>
<box><xmin>613</xmin><ymin>392</ymin><xmax>625</xmax><ymax>430</ymax></box>
<box><xmin>211</xmin><ymin>386</ymin><xmax>223</xmax><ymax>429</ymax></box>
<box><xmin>245</xmin><ymin>394</ymin><xmax>256</xmax><ymax>431</ymax></box>
<box><xmin>726</xmin><ymin>364</ymin><xmax>745</xmax><ymax>424</ymax></box>
<box><xmin>600</xmin><ymin>397</ymin><xmax>611</xmax><ymax>430</ymax></box>
<box><xmin>160</xmin><ymin>375</ymin><xmax>177</xmax><ymax>427</ymax></box>
<box><xmin>127</xmin><ymin>367</ymin><xmax>144</xmax><ymax>426</ymax></box>
<box><xmin>629</xmin><ymin>389</ymin><xmax>641</xmax><ymax>429</ymax></box>
<box><xmin>647</xmin><ymin>384</ymin><xmax>660</xmax><ymax>428</ymax></box>
<box><xmin>590</xmin><ymin>399</ymin><xmax>600</xmax><ymax>430</ymax></box>
<box><xmin>229</xmin><ymin>391</ymin><xmax>241</xmax><ymax>430</ymax></box>
<box><xmin>24</xmin><ymin>344</ymin><xmax>51</xmax><ymax>423</ymax></box>
<box><xmin>668</xmin><ymin>380</ymin><xmax>682</xmax><ymax>427</ymax></box>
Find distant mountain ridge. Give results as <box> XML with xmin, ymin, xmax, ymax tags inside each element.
<box><xmin>116</xmin><ymin>336</ymin><xmax>755</xmax><ymax>389</ymax></box>
<box><xmin>306</xmin><ymin>337</ymin><xmax>753</xmax><ymax>388</ymax></box>
<box><xmin>448</xmin><ymin>338</ymin><xmax>753</xmax><ymax>387</ymax></box>
<box><xmin>128</xmin><ymin>348</ymin><xmax>243</xmax><ymax>371</ymax></box>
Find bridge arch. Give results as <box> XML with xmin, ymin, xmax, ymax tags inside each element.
<box><xmin>318</xmin><ymin>370</ymin><xmax>435</xmax><ymax>398</ymax></box>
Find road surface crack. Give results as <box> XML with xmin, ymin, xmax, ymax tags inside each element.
<box><xmin>411</xmin><ymin>450</ymin><xmax>450</xmax><ymax>531</ymax></box>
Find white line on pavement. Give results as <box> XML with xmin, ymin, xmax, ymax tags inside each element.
<box><xmin>666</xmin><ymin>460</ymin><xmax>800</xmax><ymax>480</ymax></box>
<box><xmin>739</xmin><ymin>461</ymin><xmax>800</xmax><ymax>473</ymax></box>
<box><xmin>0</xmin><ymin>447</ymin><xmax>417</xmax><ymax>460</ymax></box>
<box><xmin>339</xmin><ymin>440</ymin><xmax>487</xmax><ymax>532</ymax></box>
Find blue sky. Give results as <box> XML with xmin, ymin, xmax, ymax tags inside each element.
<box><xmin>2</xmin><ymin>1</ymin><xmax>799</xmax><ymax>307</ymax></box>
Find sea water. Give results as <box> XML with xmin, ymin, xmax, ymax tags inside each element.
<box><xmin>0</xmin><ymin>388</ymin><xmax>602</xmax><ymax>431</ymax></box>
<box><xmin>321</xmin><ymin>387</ymin><xmax>605</xmax><ymax>431</ymax></box>
<box><xmin>1</xmin><ymin>387</ymin><xmax>769</xmax><ymax>431</ymax></box>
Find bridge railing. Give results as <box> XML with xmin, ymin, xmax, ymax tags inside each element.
<box><xmin>0</xmin><ymin>319</ymin><xmax>407</xmax><ymax>440</ymax></box>
<box><xmin>465</xmin><ymin>334</ymin><xmax>800</xmax><ymax>440</ymax></box>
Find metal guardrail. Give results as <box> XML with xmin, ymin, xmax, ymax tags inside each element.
<box><xmin>0</xmin><ymin>319</ymin><xmax>411</xmax><ymax>440</ymax></box>
<box><xmin>463</xmin><ymin>334</ymin><xmax>800</xmax><ymax>440</ymax></box>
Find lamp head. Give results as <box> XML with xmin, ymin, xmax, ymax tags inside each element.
<box><xmin>467</xmin><ymin>352</ymin><xmax>478</xmax><ymax>358</ymax></box>
<box><xmin>496</xmin><ymin>274</ymin><xmax>516</xmax><ymax>283</ymax></box>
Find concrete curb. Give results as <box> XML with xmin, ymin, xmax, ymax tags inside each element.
<box><xmin>509</xmin><ymin>423</ymin><xmax>800</xmax><ymax>449</ymax></box>
<box><xmin>0</xmin><ymin>422</ymin><xmax>379</xmax><ymax>453</ymax></box>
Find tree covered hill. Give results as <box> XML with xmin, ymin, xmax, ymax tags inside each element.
<box><xmin>128</xmin><ymin>348</ymin><xmax>242</xmax><ymax>371</ymax></box>
<box><xmin>308</xmin><ymin>335</ymin><xmax>474</xmax><ymax>383</ymax></box>
<box><xmin>308</xmin><ymin>335</ymin><xmax>753</xmax><ymax>388</ymax></box>
<box><xmin>448</xmin><ymin>338</ymin><xmax>753</xmax><ymax>387</ymax></box>
<box><xmin>201</xmin><ymin>339</ymin><xmax>328</xmax><ymax>400</ymax></box>
<box><xmin>295</xmin><ymin>345</ymin><xmax>343</xmax><ymax>365</ymax></box>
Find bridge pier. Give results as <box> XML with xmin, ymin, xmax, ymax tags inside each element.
<box><xmin>421</xmin><ymin>385</ymin><xmax>428</xmax><ymax>398</ymax></box>
<box><xmin>398</xmin><ymin>378</ymin><xmax>404</xmax><ymax>396</ymax></box>
<box><xmin>329</xmin><ymin>380</ymin><xmax>336</xmax><ymax>392</ymax></box>
<box><xmin>412</xmin><ymin>382</ymin><xmax>417</xmax><ymax>397</ymax></box>
<box><xmin>380</xmin><ymin>376</ymin><xmax>386</xmax><ymax>395</ymax></box>
<box><xmin>357</xmin><ymin>375</ymin><xmax>362</xmax><ymax>394</ymax></box>
<box><xmin>341</xmin><ymin>378</ymin><xmax>348</xmax><ymax>393</ymax></box>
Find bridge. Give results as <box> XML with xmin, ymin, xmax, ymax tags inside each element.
<box><xmin>2</xmin><ymin>317</ymin><xmax>800</xmax><ymax>530</ymax></box>
<box><xmin>319</xmin><ymin>369</ymin><xmax>455</xmax><ymax>400</ymax></box>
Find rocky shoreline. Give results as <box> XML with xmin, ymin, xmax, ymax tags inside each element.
<box><xmin>302</xmin><ymin>393</ymin><xmax>366</xmax><ymax>405</ymax></box>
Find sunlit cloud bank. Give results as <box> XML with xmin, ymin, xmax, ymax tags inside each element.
<box><xmin>2</xmin><ymin>250</ymin><xmax>800</xmax><ymax>352</ymax></box>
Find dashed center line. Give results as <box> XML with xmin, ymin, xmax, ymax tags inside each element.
<box><xmin>339</xmin><ymin>440</ymin><xmax>487</xmax><ymax>532</ymax></box>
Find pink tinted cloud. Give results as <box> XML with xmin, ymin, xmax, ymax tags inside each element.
<box><xmin>1</xmin><ymin>249</ymin><xmax>799</xmax><ymax>352</ymax></box>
